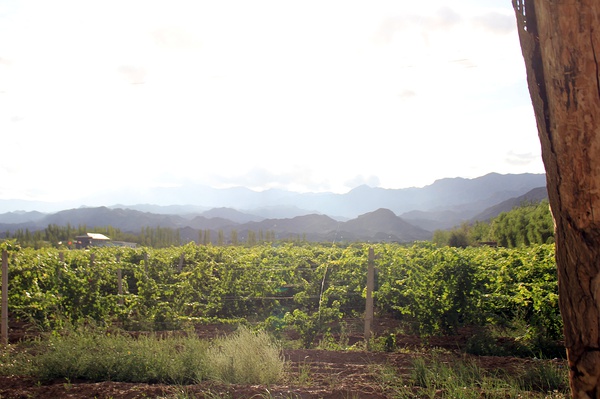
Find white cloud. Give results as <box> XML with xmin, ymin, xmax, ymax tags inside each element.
<box><xmin>472</xmin><ymin>11</ymin><xmax>516</xmax><ymax>34</ymax></box>
<box><xmin>506</xmin><ymin>151</ymin><xmax>540</xmax><ymax>166</ymax></box>
<box><xmin>151</xmin><ymin>27</ymin><xmax>203</xmax><ymax>50</ymax></box>
<box><xmin>117</xmin><ymin>66</ymin><xmax>147</xmax><ymax>85</ymax></box>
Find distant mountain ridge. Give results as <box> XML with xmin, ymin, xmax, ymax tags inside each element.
<box><xmin>0</xmin><ymin>172</ymin><xmax>546</xmax><ymax>218</ymax></box>
<box><xmin>0</xmin><ymin>206</ymin><xmax>430</xmax><ymax>243</ymax></box>
<box><xmin>471</xmin><ymin>186</ymin><xmax>548</xmax><ymax>222</ymax></box>
<box><xmin>0</xmin><ymin>173</ymin><xmax>547</xmax><ymax>242</ymax></box>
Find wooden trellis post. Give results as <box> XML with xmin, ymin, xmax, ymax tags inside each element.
<box><xmin>58</xmin><ymin>251</ymin><xmax>64</xmax><ymax>280</ymax></box>
<box><xmin>116</xmin><ymin>254</ymin><xmax>123</xmax><ymax>305</ymax></box>
<box><xmin>364</xmin><ymin>247</ymin><xmax>375</xmax><ymax>349</ymax></box>
<box><xmin>1</xmin><ymin>250</ymin><xmax>8</xmax><ymax>345</ymax></box>
<box><xmin>178</xmin><ymin>253</ymin><xmax>184</xmax><ymax>272</ymax></box>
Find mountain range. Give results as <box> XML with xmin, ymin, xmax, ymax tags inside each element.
<box><xmin>0</xmin><ymin>173</ymin><xmax>548</xmax><ymax>243</ymax></box>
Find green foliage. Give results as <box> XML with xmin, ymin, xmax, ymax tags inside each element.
<box><xmin>518</xmin><ymin>361</ymin><xmax>568</xmax><ymax>392</ymax></box>
<box><xmin>283</xmin><ymin>305</ymin><xmax>343</xmax><ymax>349</ymax></box>
<box><xmin>0</xmin><ymin>239</ymin><xmax>21</xmax><ymax>252</ymax></box>
<box><xmin>377</xmin><ymin>244</ymin><xmax>484</xmax><ymax>335</ymax></box>
<box><xmin>206</xmin><ymin>326</ymin><xmax>284</xmax><ymax>384</ymax></box>
<box><xmin>21</xmin><ymin>327</ymin><xmax>209</xmax><ymax>384</ymax></box>
<box><xmin>8</xmin><ymin>224</ymin><xmax>142</xmax><ymax>249</ymax></box>
<box><xmin>4</xmin><ymin>242</ymin><xmax>562</xmax><ymax>357</ymax></box>
<box><xmin>402</xmin><ymin>355</ymin><xmax>569</xmax><ymax>398</ymax></box>
<box><xmin>490</xmin><ymin>201</ymin><xmax>554</xmax><ymax>247</ymax></box>
<box><xmin>434</xmin><ymin>200</ymin><xmax>554</xmax><ymax>248</ymax></box>
<box><xmin>9</xmin><ymin>326</ymin><xmax>283</xmax><ymax>386</ymax></box>
<box><xmin>138</xmin><ymin>226</ymin><xmax>182</xmax><ymax>248</ymax></box>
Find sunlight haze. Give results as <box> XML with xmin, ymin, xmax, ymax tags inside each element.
<box><xmin>0</xmin><ymin>0</ymin><xmax>544</xmax><ymax>204</ymax></box>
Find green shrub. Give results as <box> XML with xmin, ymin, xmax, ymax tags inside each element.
<box><xmin>22</xmin><ymin>327</ymin><xmax>284</xmax><ymax>384</ymax></box>
<box><xmin>206</xmin><ymin>326</ymin><xmax>284</xmax><ymax>385</ymax></box>
<box><xmin>24</xmin><ymin>326</ymin><xmax>285</xmax><ymax>385</ymax></box>
<box><xmin>518</xmin><ymin>361</ymin><xmax>568</xmax><ymax>392</ymax></box>
<box><xmin>30</xmin><ymin>329</ymin><xmax>210</xmax><ymax>384</ymax></box>
<box><xmin>283</xmin><ymin>306</ymin><xmax>342</xmax><ymax>349</ymax></box>
<box><xmin>404</xmin><ymin>355</ymin><xmax>570</xmax><ymax>398</ymax></box>
<box><xmin>466</xmin><ymin>330</ymin><xmax>504</xmax><ymax>357</ymax></box>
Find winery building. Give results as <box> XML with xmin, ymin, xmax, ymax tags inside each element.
<box><xmin>75</xmin><ymin>233</ymin><xmax>137</xmax><ymax>249</ymax></box>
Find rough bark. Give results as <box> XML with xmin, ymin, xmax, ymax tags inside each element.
<box><xmin>513</xmin><ymin>1</ymin><xmax>600</xmax><ymax>397</ymax></box>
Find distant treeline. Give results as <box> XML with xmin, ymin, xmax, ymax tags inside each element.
<box><xmin>5</xmin><ymin>224</ymin><xmax>142</xmax><ymax>249</ymax></box>
<box><xmin>433</xmin><ymin>200</ymin><xmax>554</xmax><ymax>248</ymax></box>
<box><xmin>4</xmin><ymin>200</ymin><xmax>553</xmax><ymax>249</ymax></box>
<box><xmin>4</xmin><ymin>224</ymin><xmax>280</xmax><ymax>249</ymax></box>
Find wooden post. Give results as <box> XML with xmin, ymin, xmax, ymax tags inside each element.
<box><xmin>1</xmin><ymin>250</ymin><xmax>8</xmax><ymax>345</ymax></box>
<box><xmin>116</xmin><ymin>254</ymin><xmax>123</xmax><ymax>305</ymax></box>
<box><xmin>364</xmin><ymin>247</ymin><xmax>375</xmax><ymax>349</ymax></box>
<box><xmin>58</xmin><ymin>251</ymin><xmax>64</xmax><ymax>280</ymax></box>
<box><xmin>178</xmin><ymin>253</ymin><xmax>184</xmax><ymax>273</ymax></box>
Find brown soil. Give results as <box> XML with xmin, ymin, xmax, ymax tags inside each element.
<box><xmin>0</xmin><ymin>320</ymin><xmax>562</xmax><ymax>399</ymax></box>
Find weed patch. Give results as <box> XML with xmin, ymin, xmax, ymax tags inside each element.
<box><xmin>206</xmin><ymin>326</ymin><xmax>284</xmax><ymax>385</ymax></box>
<box><xmin>402</xmin><ymin>355</ymin><xmax>569</xmax><ymax>399</ymax></box>
<box><xmin>3</xmin><ymin>325</ymin><xmax>285</xmax><ymax>386</ymax></box>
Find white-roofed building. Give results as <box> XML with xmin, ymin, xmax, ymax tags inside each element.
<box><xmin>74</xmin><ymin>233</ymin><xmax>111</xmax><ymax>249</ymax></box>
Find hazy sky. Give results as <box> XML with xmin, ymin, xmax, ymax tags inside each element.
<box><xmin>0</xmin><ymin>0</ymin><xmax>544</xmax><ymax>203</ymax></box>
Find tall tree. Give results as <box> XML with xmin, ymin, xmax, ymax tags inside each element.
<box><xmin>513</xmin><ymin>0</ymin><xmax>600</xmax><ymax>396</ymax></box>
<box><xmin>230</xmin><ymin>230</ymin><xmax>238</xmax><ymax>246</ymax></box>
<box><xmin>247</xmin><ymin>230</ymin><xmax>257</xmax><ymax>246</ymax></box>
<box><xmin>203</xmin><ymin>229</ymin><xmax>211</xmax><ymax>246</ymax></box>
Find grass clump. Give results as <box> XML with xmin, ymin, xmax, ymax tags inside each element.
<box><xmin>410</xmin><ymin>356</ymin><xmax>487</xmax><ymax>394</ymax></box>
<box><xmin>206</xmin><ymin>326</ymin><xmax>284</xmax><ymax>385</ymax></box>
<box><xmin>465</xmin><ymin>324</ymin><xmax>566</xmax><ymax>359</ymax></box>
<box><xmin>396</xmin><ymin>355</ymin><xmax>570</xmax><ymax>399</ymax></box>
<box><xmin>30</xmin><ymin>329</ymin><xmax>210</xmax><ymax>384</ymax></box>
<box><xmin>4</xmin><ymin>325</ymin><xmax>285</xmax><ymax>386</ymax></box>
<box><xmin>518</xmin><ymin>361</ymin><xmax>568</xmax><ymax>393</ymax></box>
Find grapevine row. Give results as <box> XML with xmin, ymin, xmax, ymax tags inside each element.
<box><xmin>1</xmin><ymin>242</ymin><xmax>560</xmax><ymax>348</ymax></box>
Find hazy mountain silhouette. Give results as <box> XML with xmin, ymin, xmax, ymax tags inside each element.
<box><xmin>0</xmin><ymin>173</ymin><xmax>548</xmax><ymax>242</ymax></box>
<box><xmin>470</xmin><ymin>186</ymin><xmax>548</xmax><ymax>222</ymax></box>
<box><xmin>0</xmin><ymin>172</ymin><xmax>546</xmax><ymax>217</ymax></box>
<box><xmin>340</xmin><ymin>208</ymin><xmax>430</xmax><ymax>242</ymax></box>
<box><xmin>200</xmin><ymin>207</ymin><xmax>263</xmax><ymax>224</ymax></box>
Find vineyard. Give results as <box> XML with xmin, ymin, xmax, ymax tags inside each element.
<box><xmin>1</xmin><ymin>241</ymin><xmax>561</xmax><ymax>353</ymax></box>
<box><xmin>0</xmin><ymin>240</ymin><xmax>568</xmax><ymax>398</ymax></box>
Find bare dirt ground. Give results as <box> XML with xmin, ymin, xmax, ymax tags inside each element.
<box><xmin>0</xmin><ymin>320</ymin><xmax>555</xmax><ymax>399</ymax></box>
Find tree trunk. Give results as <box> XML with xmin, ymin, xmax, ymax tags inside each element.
<box><xmin>512</xmin><ymin>1</ymin><xmax>600</xmax><ymax>397</ymax></box>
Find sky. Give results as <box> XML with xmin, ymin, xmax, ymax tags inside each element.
<box><xmin>0</xmin><ymin>0</ymin><xmax>545</xmax><ymax>206</ymax></box>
